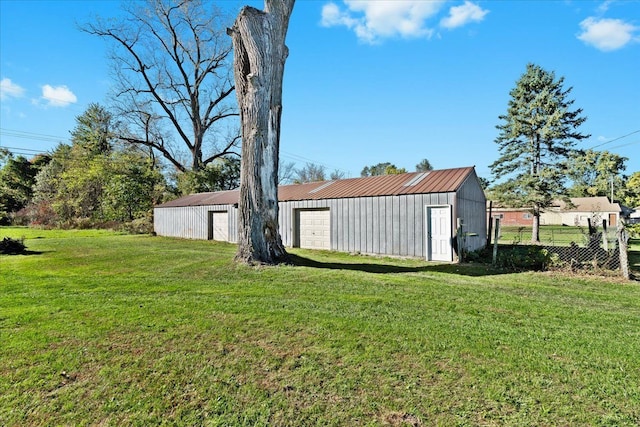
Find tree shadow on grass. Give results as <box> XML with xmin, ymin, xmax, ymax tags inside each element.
<box><xmin>287</xmin><ymin>254</ymin><xmax>511</xmax><ymax>277</ymax></box>
<box><xmin>0</xmin><ymin>250</ymin><xmax>46</xmax><ymax>256</ymax></box>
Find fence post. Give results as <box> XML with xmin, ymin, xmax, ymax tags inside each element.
<box><xmin>487</xmin><ymin>201</ymin><xmax>493</xmax><ymax>249</ymax></box>
<box><xmin>492</xmin><ymin>218</ymin><xmax>500</xmax><ymax>267</ymax></box>
<box><xmin>457</xmin><ymin>218</ymin><xmax>464</xmax><ymax>263</ymax></box>
<box><xmin>618</xmin><ymin>225</ymin><xmax>630</xmax><ymax>280</ymax></box>
<box><xmin>602</xmin><ymin>220</ymin><xmax>608</xmax><ymax>251</ymax></box>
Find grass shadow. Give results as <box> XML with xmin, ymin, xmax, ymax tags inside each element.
<box><xmin>0</xmin><ymin>250</ymin><xmax>46</xmax><ymax>256</ymax></box>
<box><xmin>287</xmin><ymin>253</ymin><xmax>510</xmax><ymax>277</ymax></box>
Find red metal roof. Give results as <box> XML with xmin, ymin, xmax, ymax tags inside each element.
<box><xmin>157</xmin><ymin>166</ymin><xmax>476</xmax><ymax>208</ymax></box>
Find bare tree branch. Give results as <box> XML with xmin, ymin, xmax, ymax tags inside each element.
<box><xmin>82</xmin><ymin>0</ymin><xmax>239</xmax><ymax>172</ymax></box>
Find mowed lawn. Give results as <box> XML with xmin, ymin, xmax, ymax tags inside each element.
<box><xmin>1</xmin><ymin>228</ymin><xmax>639</xmax><ymax>426</ymax></box>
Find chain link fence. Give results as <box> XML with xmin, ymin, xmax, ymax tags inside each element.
<box><xmin>493</xmin><ymin>223</ymin><xmax>629</xmax><ymax>277</ymax></box>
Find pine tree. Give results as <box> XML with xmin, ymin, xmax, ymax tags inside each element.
<box><xmin>490</xmin><ymin>63</ymin><xmax>589</xmax><ymax>243</ymax></box>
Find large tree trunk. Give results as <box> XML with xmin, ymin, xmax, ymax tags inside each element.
<box><xmin>228</xmin><ymin>0</ymin><xmax>294</xmax><ymax>264</ymax></box>
<box><xmin>532</xmin><ymin>205</ymin><xmax>541</xmax><ymax>244</ymax></box>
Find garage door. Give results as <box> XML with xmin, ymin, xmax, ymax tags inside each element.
<box><xmin>208</xmin><ymin>211</ymin><xmax>228</xmax><ymax>241</ymax></box>
<box><xmin>297</xmin><ymin>209</ymin><xmax>330</xmax><ymax>250</ymax></box>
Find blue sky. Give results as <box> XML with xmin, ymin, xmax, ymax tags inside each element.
<box><xmin>1</xmin><ymin>0</ymin><xmax>639</xmax><ymax>182</ymax></box>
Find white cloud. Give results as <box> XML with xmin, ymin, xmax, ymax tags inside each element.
<box><xmin>0</xmin><ymin>78</ymin><xmax>26</xmax><ymax>100</ymax></box>
<box><xmin>321</xmin><ymin>0</ymin><xmax>446</xmax><ymax>44</ymax></box>
<box><xmin>577</xmin><ymin>17</ymin><xmax>638</xmax><ymax>51</ymax></box>
<box><xmin>41</xmin><ymin>84</ymin><xmax>77</xmax><ymax>107</ymax></box>
<box><xmin>597</xmin><ymin>1</ymin><xmax>613</xmax><ymax>14</ymax></box>
<box><xmin>440</xmin><ymin>1</ymin><xmax>489</xmax><ymax>29</ymax></box>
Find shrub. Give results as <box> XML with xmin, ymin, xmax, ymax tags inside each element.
<box><xmin>495</xmin><ymin>245</ymin><xmax>553</xmax><ymax>271</ymax></box>
<box><xmin>0</xmin><ymin>236</ymin><xmax>27</xmax><ymax>255</ymax></box>
<box><xmin>627</xmin><ymin>223</ymin><xmax>640</xmax><ymax>238</ymax></box>
<box><xmin>120</xmin><ymin>216</ymin><xmax>154</xmax><ymax>234</ymax></box>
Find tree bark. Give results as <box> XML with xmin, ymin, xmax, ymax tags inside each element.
<box><xmin>532</xmin><ymin>205</ymin><xmax>541</xmax><ymax>244</ymax></box>
<box><xmin>228</xmin><ymin>0</ymin><xmax>294</xmax><ymax>264</ymax></box>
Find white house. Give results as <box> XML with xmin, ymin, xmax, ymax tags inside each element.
<box><xmin>541</xmin><ymin>197</ymin><xmax>622</xmax><ymax>227</ymax></box>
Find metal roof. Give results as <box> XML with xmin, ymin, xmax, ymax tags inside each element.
<box><xmin>157</xmin><ymin>166</ymin><xmax>476</xmax><ymax>208</ymax></box>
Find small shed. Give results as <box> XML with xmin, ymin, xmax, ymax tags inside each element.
<box><xmin>154</xmin><ymin>166</ymin><xmax>487</xmax><ymax>261</ymax></box>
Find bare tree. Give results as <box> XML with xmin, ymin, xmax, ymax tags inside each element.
<box><xmin>228</xmin><ymin>0</ymin><xmax>295</xmax><ymax>264</ymax></box>
<box><xmin>278</xmin><ymin>160</ymin><xmax>297</xmax><ymax>185</ymax></box>
<box><xmin>293</xmin><ymin>163</ymin><xmax>326</xmax><ymax>184</ymax></box>
<box><xmin>83</xmin><ymin>0</ymin><xmax>239</xmax><ymax>173</ymax></box>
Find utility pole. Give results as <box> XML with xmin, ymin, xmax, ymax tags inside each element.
<box><xmin>611</xmin><ymin>175</ymin><xmax>614</xmax><ymax>202</ymax></box>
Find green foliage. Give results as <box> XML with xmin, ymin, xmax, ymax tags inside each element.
<box><xmin>624</xmin><ymin>171</ymin><xmax>640</xmax><ymax>207</ymax></box>
<box><xmin>494</xmin><ymin>245</ymin><xmax>554</xmax><ymax>271</ymax></box>
<box><xmin>70</xmin><ymin>103</ymin><xmax>114</xmax><ymax>155</ymax></box>
<box><xmin>627</xmin><ymin>223</ymin><xmax>640</xmax><ymax>239</ymax></box>
<box><xmin>566</xmin><ymin>149</ymin><xmax>627</xmax><ymax>199</ymax></box>
<box><xmin>361</xmin><ymin>162</ymin><xmax>407</xmax><ymax>177</ymax></box>
<box><xmin>491</xmin><ymin>63</ymin><xmax>589</xmax><ymax>241</ymax></box>
<box><xmin>175</xmin><ymin>156</ymin><xmax>240</xmax><ymax>195</ymax></box>
<box><xmin>29</xmin><ymin>104</ymin><xmax>166</xmax><ymax>228</ymax></box>
<box><xmin>0</xmin><ymin>151</ymin><xmax>50</xmax><ymax>224</ymax></box>
<box><xmin>415</xmin><ymin>158</ymin><xmax>433</xmax><ymax>172</ymax></box>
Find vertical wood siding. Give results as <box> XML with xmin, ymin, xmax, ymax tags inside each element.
<box><xmin>154</xmin><ymin>205</ymin><xmax>238</xmax><ymax>242</ymax></box>
<box><xmin>455</xmin><ymin>173</ymin><xmax>487</xmax><ymax>252</ymax></box>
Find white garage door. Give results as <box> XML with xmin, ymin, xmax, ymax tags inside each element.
<box><xmin>209</xmin><ymin>211</ymin><xmax>228</xmax><ymax>241</ymax></box>
<box><xmin>297</xmin><ymin>209</ymin><xmax>330</xmax><ymax>250</ymax></box>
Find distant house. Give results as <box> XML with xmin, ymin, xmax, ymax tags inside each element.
<box><xmin>488</xmin><ymin>196</ymin><xmax>622</xmax><ymax>228</ymax></box>
<box><xmin>487</xmin><ymin>206</ymin><xmax>534</xmax><ymax>226</ymax></box>
<box><xmin>541</xmin><ymin>197</ymin><xmax>621</xmax><ymax>227</ymax></box>
<box><xmin>154</xmin><ymin>167</ymin><xmax>487</xmax><ymax>262</ymax></box>
<box><xmin>627</xmin><ymin>207</ymin><xmax>640</xmax><ymax>224</ymax></box>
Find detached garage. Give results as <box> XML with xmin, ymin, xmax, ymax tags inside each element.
<box><xmin>154</xmin><ymin>166</ymin><xmax>487</xmax><ymax>261</ymax></box>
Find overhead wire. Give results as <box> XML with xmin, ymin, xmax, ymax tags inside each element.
<box><xmin>587</xmin><ymin>129</ymin><xmax>640</xmax><ymax>150</ymax></box>
<box><xmin>1</xmin><ymin>128</ymin><xmax>355</xmax><ymax>176</ymax></box>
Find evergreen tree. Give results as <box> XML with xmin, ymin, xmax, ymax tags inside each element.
<box><xmin>490</xmin><ymin>63</ymin><xmax>589</xmax><ymax>243</ymax></box>
<box><xmin>415</xmin><ymin>158</ymin><xmax>433</xmax><ymax>172</ymax></box>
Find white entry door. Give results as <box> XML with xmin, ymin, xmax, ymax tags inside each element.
<box><xmin>297</xmin><ymin>209</ymin><xmax>330</xmax><ymax>250</ymax></box>
<box><xmin>208</xmin><ymin>211</ymin><xmax>228</xmax><ymax>241</ymax></box>
<box><xmin>426</xmin><ymin>206</ymin><xmax>452</xmax><ymax>261</ymax></box>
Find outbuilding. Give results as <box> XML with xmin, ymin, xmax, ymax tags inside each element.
<box><xmin>154</xmin><ymin>166</ymin><xmax>487</xmax><ymax>261</ymax></box>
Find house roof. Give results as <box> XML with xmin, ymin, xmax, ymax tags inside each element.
<box><xmin>488</xmin><ymin>196</ymin><xmax>622</xmax><ymax>213</ymax></box>
<box><xmin>557</xmin><ymin>197</ymin><xmax>621</xmax><ymax>213</ymax></box>
<box><xmin>157</xmin><ymin>166</ymin><xmax>478</xmax><ymax>208</ymax></box>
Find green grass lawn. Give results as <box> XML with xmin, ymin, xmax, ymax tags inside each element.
<box><xmin>1</xmin><ymin>227</ymin><xmax>639</xmax><ymax>426</ymax></box>
<box><xmin>497</xmin><ymin>225</ymin><xmax>597</xmax><ymax>246</ymax></box>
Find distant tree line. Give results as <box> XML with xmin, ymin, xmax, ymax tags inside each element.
<box><xmin>0</xmin><ymin>104</ymin><xmax>239</xmax><ymax>230</ymax></box>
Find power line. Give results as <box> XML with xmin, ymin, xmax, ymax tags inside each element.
<box><xmin>0</xmin><ymin>128</ymin><xmax>69</xmax><ymax>144</ymax></box>
<box><xmin>0</xmin><ymin>146</ymin><xmax>50</xmax><ymax>154</ymax></box>
<box><xmin>588</xmin><ymin>129</ymin><xmax>640</xmax><ymax>150</ymax></box>
<box><xmin>606</xmin><ymin>140</ymin><xmax>639</xmax><ymax>151</ymax></box>
<box><xmin>1</xmin><ymin>128</ymin><xmax>361</xmax><ymax>177</ymax></box>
